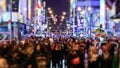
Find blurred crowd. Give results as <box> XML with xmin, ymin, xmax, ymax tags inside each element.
<box><xmin>0</xmin><ymin>36</ymin><xmax>120</xmax><ymax>68</ymax></box>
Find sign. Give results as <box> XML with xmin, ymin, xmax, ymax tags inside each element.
<box><xmin>0</xmin><ymin>0</ymin><xmax>6</xmax><ymax>15</ymax></box>
<box><xmin>1</xmin><ymin>12</ymin><xmax>24</xmax><ymax>23</ymax></box>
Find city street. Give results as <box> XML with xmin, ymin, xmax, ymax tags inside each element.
<box><xmin>0</xmin><ymin>0</ymin><xmax>120</xmax><ymax>68</ymax></box>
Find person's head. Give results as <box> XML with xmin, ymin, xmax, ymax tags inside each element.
<box><xmin>44</xmin><ymin>38</ymin><xmax>49</xmax><ymax>46</ymax></box>
<box><xmin>36</xmin><ymin>44</ymin><xmax>41</xmax><ymax>51</ymax></box>
<box><xmin>118</xmin><ymin>47</ymin><xmax>120</xmax><ymax>54</ymax></box>
<box><xmin>75</xmin><ymin>39</ymin><xmax>79</xmax><ymax>44</ymax></box>
<box><xmin>69</xmin><ymin>37</ymin><xmax>75</xmax><ymax>46</ymax></box>
<box><xmin>102</xmin><ymin>45</ymin><xmax>108</xmax><ymax>53</ymax></box>
<box><xmin>25</xmin><ymin>42</ymin><xmax>34</xmax><ymax>55</ymax></box>
<box><xmin>0</xmin><ymin>57</ymin><xmax>8</xmax><ymax>68</ymax></box>
<box><xmin>54</xmin><ymin>42</ymin><xmax>61</xmax><ymax>50</ymax></box>
<box><xmin>89</xmin><ymin>46</ymin><xmax>98</xmax><ymax>54</ymax></box>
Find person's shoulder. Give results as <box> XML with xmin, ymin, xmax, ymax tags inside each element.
<box><xmin>0</xmin><ymin>57</ymin><xmax>9</xmax><ymax>68</ymax></box>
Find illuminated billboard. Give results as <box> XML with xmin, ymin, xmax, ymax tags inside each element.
<box><xmin>0</xmin><ymin>0</ymin><xmax>6</xmax><ymax>15</ymax></box>
<box><xmin>1</xmin><ymin>12</ymin><xmax>24</xmax><ymax>22</ymax></box>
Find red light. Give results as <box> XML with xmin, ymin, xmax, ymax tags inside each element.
<box><xmin>36</xmin><ymin>3</ymin><xmax>42</xmax><ymax>9</ymax></box>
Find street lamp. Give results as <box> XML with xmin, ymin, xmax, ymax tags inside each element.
<box><xmin>77</xmin><ymin>7</ymin><xmax>82</xmax><ymax>12</ymax></box>
<box><xmin>47</xmin><ymin>7</ymin><xmax>51</xmax><ymax>11</ymax></box>
<box><xmin>48</xmin><ymin>10</ymin><xmax>53</xmax><ymax>14</ymax></box>
<box><xmin>61</xmin><ymin>11</ymin><xmax>66</xmax><ymax>21</ymax></box>
<box><xmin>87</xmin><ymin>6</ymin><xmax>92</xmax><ymax>37</ymax></box>
<box><xmin>61</xmin><ymin>16</ymin><xmax>65</xmax><ymax>19</ymax></box>
<box><xmin>76</xmin><ymin>6</ymin><xmax>83</xmax><ymax>35</ymax></box>
<box><xmin>9</xmin><ymin>0</ymin><xmax>12</xmax><ymax>43</ymax></box>
<box><xmin>62</xmin><ymin>12</ymin><xmax>66</xmax><ymax>16</ymax></box>
<box><xmin>76</xmin><ymin>6</ymin><xmax>93</xmax><ymax>37</ymax></box>
<box><xmin>61</xmin><ymin>16</ymin><xmax>65</xmax><ymax>22</ymax></box>
<box><xmin>88</xmin><ymin>6</ymin><xmax>92</xmax><ymax>11</ymax></box>
<box><xmin>46</xmin><ymin>7</ymin><xmax>58</xmax><ymax>34</ymax></box>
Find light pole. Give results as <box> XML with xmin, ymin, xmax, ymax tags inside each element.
<box><xmin>76</xmin><ymin>6</ymin><xmax>93</xmax><ymax>37</ymax></box>
<box><xmin>88</xmin><ymin>6</ymin><xmax>92</xmax><ymax>37</ymax></box>
<box><xmin>9</xmin><ymin>0</ymin><xmax>12</xmax><ymax>43</ymax></box>
<box><xmin>47</xmin><ymin>7</ymin><xmax>53</xmax><ymax>35</ymax></box>
<box><xmin>76</xmin><ymin>6</ymin><xmax>82</xmax><ymax>35</ymax></box>
<box><xmin>46</xmin><ymin>7</ymin><xmax>58</xmax><ymax>35</ymax></box>
<box><xmin>72</xmin><ymin>8</ymin><xmax>76</xmax><ymax>36</ymax></box>
<box><xmin>70</xmin><ymin>0</ymin><xmax>76</xmax><ymax>36</ymax></box>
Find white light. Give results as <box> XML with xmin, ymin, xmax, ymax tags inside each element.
<box><xmin>88</xmin><ymin>6</ymin><xmax>92</xmax><ymax>11</ymax></box>
<box><xmin>48</xmin><ymin>10</ymin><xmax>53</xmax><ymax>14</ymax></box>
<box><xmin>81</xmin><ymin>19</ymin><xmax>84</xmax><ymax>22</ymax></box>
<box><xmin>100</xmin><ymin>0</ymin><xmax>105</xmax><ymax>28</ymax></box>
<box><xmin>62</xmin><ymin>12</ymin><xmax>66</xmax><ymax>15</ymax></box>
<box><xmin>23</xmin><ymin>7</ymin><xmax>27</xmax><ymax>11</ymax></box>
<box><xmin>49</xmin><ymin>27</ymin><xmax>51</xmax><ymax>29</ymax></box>
<box><xmin>77</xmin><ymin>7</ymin><xmax>82</xmax><ymax>12</ymax></box>
<box><xmin>37</xmin><ymin>26</ymin><xmax>39</xmax><ymax>29</ymax></box>
<box><xmin>81</xmin><ymin>11</ymin><xmax>85</xmax><ymax>15</ymax></box>
<box><xmin>48</xmin><ymin>7</ymin><xmax>51</xmax><ymax>10</ymax></box>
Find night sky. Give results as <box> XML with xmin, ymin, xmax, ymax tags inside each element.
<box><xmin>44</xmin><ymin>0</ymin><xmax>70</xmax><ymax>16</ymax></box>
<box><xmin>43</xmin><ymin>0</ymin><xmax>70</xmax><ymax>31</ymax></box>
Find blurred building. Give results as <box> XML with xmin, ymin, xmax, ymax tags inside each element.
<box><xmin>45</xmin><ymin>0</ymin><xmax>70</xmax><ymax>32</ymax></box>
<box><xmin>70</xmin><ymin>0</ymin><xmax>102</xmax><ymax>37</ymax></box>
<box><xmin>0</xmin><ymin>0</ymin><xmax>27</xmax><ymax>41</ymax></box>
<box><xmin>32</xmin><ymin>0</ymin><xmax>46</xmax><ymax>35</ymax></box>
<box><xmin>106</xmin><ymin>0</ymin><xmax>120</xmax><ymax>37</ymax></box>
<box><xmin>70</xmin><ymin>0</ymin><xmax>120</xmax><ymax>37</ymax></box>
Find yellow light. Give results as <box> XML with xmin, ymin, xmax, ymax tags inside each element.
<box><xmin>61</xmin><ymin>16</ymin><xmax>65</xmax><ymax>19</ymax></box>
<box><xmin>51</xmin><ymin>14</ymin><xmax>54</xmax><ymax>17</ymax></box>
<box><xmin>47</xmin><ymin>7</ymin><xmax>51</xmax><ymax>10</ymax></box>
<box><xmin>53</xmin><ymin>18</ymin><xmax>57</xmax><ymax>24</ymax></box>
<box><xmin>28</xmin><ymin>0</ymin><xmax>31</xmax><ymax>20</ymax></box>
<box><xmin>54</xmin><ymin>18</ymin><xmax>57</xmax><ymax>22</ymax></box>
<box><xmin>62</xmin><ymin>12</ymin><xmax>66</xmax><ymax>15</ymax></box>
<box><xmin>49</xmin><ymin>10</ymin><xmax>53</xmax><ymax>14</ymax></box>
<box><xmin>0</xmin><ymin>0</ymin><xmax>6</xmax><ymax>12</ymax></box>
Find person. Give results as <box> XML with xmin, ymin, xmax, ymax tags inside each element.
<box><xmin>79</xmin><ymin>43</ymin><xmax>86</xmax><ymax>68</ymax></box>
<box><xmin>31</xmin><ymin>44</ymin><xmax>47</xmax><ymax>68</ymax></box>
<box><xmin>88</xmin><ymin>46</ymin><xmax>100</xmax><ymax>68</ymax></box>
<box><xmin>19</xmin><ymin>42</ymin><xmax>35</xmax><ymax>68</ymax></box>
<box><xmin>118</xmin><ymin>47</ymin><xmax>120</xmax><ymax>68</ymax></box>
<box><xmin>111</xmin><ymin>41</ymin><xmax>119</xmax><ymax>68</ymax></box>
<box><xmin>0</xmin><ymin>57</ymin><xmax>9</xmax><ymax>68</ymax></box>
<box><xmin>68</xmin><ymin>43</ymin><xmax>81</xmax><ymax>68</ymax></box>
<box><xmin>52</xmin><ymin>42</ymin><xmax>63</xmax><ymax>68</ymax></box>
<box><xmin>7</xmin><ymin>45</ymin><xmax>20</xmax><ymax>68</ymax></box>
<box><xmin>100</xmin><ymin>45</ymin><xmax>113</xmax><ymax>68</ymax></box>
<box><xmin>42</xmin><ymin>38</ymin><xmax>52</xmax><ymax>68</ymax></box>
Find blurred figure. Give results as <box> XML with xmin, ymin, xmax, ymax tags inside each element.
<box><xmin>110</xmin><ymin>40</ymin><xmax>119</xmax><ymax>68</ymax></box>
<box><xmin>19</xmin><ymin>42</ymin><xmax>35</xmax><ymax>68</ymax></box>
<box><xmin>0</xmin><ymin>57</ymin><xmax>9</xmax><ymax>68</ymax></box>
<box><xmin>52</xmin><ymin>42</ymin><xmax>63</xmax><ymax>68</ymax></box>
<box><xmin>7</xmin><ymin>45</ymin><xmax>20</xmax><ymax>68</ymax></box>
<box><xmin>118</xmin><ymin>47</ymin><xmax>120</xmax><ymax>68</ymax></box>
<box><xmin>88</xmin><ymin>46</ymin><xmax>100</xmax><ymax>68</ymax></box>
<box><xmin>31</xmin><ymin>44</ymin><xmax>47</xmax><ymax>68</ymax></box>
<box><xmin>68</xmin><ymin>43</ymin><xmax>81</xmax><ymax>68</ymax></box>
<box><xmin>100</xmin><ymin>45</ymin><xmax>113</xmax><ymax>68</ymax></box>
<box><xmin>42</xmin><ymin>38</ymin><xmax>52</xmax><ymax>68</ymax></box>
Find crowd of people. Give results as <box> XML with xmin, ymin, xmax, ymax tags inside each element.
<box><xmin>0</xmin><ymin>36</ymin><xmax>120</xmax><ymax>68</ymax></box>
